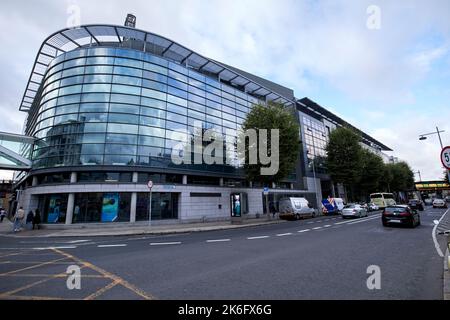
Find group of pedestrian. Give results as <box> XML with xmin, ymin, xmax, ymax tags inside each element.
<box><xmin>13</xmin><ymin>207</ymin><xmax>41</xmax><ymax>232</ymax></box>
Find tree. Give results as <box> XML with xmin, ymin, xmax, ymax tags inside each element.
<box><xmin>388</xmin><ymin>162</ymin><xmax>414</xmax><ymax>192</ymax></box>
<box><xmin>325</xmin><ymin>127</ymin><xmax>363</xmax><ymax>200</ymax></box>
<box><xmin>240</xmin><ymin>102</ymin><xmax>300</xmax><ymax>185</ymax></box>
<box><xmin>356</xmin><ymin>149</ymin><xmax>385</xmax><ymax>200</ymax></box>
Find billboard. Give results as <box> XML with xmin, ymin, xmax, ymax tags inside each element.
<box><xmin>101</xmin><ymin>193</ymin><xmax>119</xmax><ymax>222</ymax></box>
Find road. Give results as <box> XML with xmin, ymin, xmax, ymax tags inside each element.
<box><xmin>0</xmin><ymin>206</ymin><xmax>448</xmax><ymax>300</ymax></box>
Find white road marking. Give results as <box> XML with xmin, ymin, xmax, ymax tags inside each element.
<box><xmin>316</xmin><ymin>220</ymin><xmax>322</xmax><ymax>223</ymax></box>
<box><xmin>312</xmin><ymin>227</ymin><xmax>322</xmax><ymax>230</ymax></box>
<box><xmin>150</xmin><ymin>242</ymin><xmax>181</xmax><ymax>246</ymax></box>
<box><xmin>68</xmin><ymin>240</ymin><xmax>91</xmax><ymax>244</ymax></box>
<box><xmin>247</xmin><ymin>236</ymin><xmax>270</xmax><ymax>240</ymax></box>
<box><xmin>298</xmin><ymin>229</ymin><xmax>310</xmax><ymax>233</ymax></box>
<box><xmin>347</xmin><ymin>216</ymin><xmax>380</xmax><ymax>225</ymax></box>
<box><xmin>206</xmin><ymin>239</ymin><xmax>230</xmax><ymax>243</ymax></box>
<box><xmin>307</xmin><ymin>222</ymin><xmax>314</xmax><ymax>224</ymax></box>
<box><xmin>34</xmin><ymin>246</ymin><xmax>77</xmax><ymax>250</ymax></box>
<box><xmin>334</xmin><ymin>214</ymin><xmax>381</xmax><ymax>225</ymax></box>
<box><xmin>97</xmin><ymin>244</ymin><xmax>127</xmax><ymax>248</ymax></box>
<box><xmin>324</xmin><ymin>225</ymin><xmax>332</xmax><ymax>227</ymax></box>
<box><xmin>432</xmin><ymin>208</ymin><xmax>450</xmax><ymax>258</ymax></box>
<box><xmin>276</xmin><ymin>233</ymin><xmax>292</xmax><ymax>237</ymax></box>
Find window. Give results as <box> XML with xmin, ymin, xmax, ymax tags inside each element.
<box><xmin>108</xmin><ymin>113</ymin><xmax>139</xmax><ymax>124</ymax></box>
<box><xmin>139</xmin><ymin>126</ymin><xmax>165</xmax><ymax>138</ymax></box>
<box><xmin>109</xmin><ymin>103</ymin><xmax>140</xmax><ymax>114</ymax></box>
<box><xmin>107</xmin><ymin>123</ymin><xmax>138</xmax><ymax>134</ymax></box>
<box><xmin>113</xmin><ymin>75</ymin><xmax>141</xmax><ymax>86</ymax></box>
<box><xmin>106</xmin><ymin>133</ymin><xmax>137</xmax><ymax>144</ymax></box>
<box><xmin>111</xmin><ymin>84</ymin><xmax>141</xmax><ymax>95</ymax></box>
<box><xmin>140</xmin><ymin>106</ymin><xmax>166</xmax><ymax>118</ymax></box>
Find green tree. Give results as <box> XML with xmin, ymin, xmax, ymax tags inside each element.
<box><xmin>357</xmin><ymin>149</ymin><xmax>385</xmax><ymax>200</ymax></box>
<box><xmin>240</xmin><ymin>102</ymin><xmax>300</xmax><ymax>185</ymax></box>
<box><xmin>325</xmin><ymin>127</ymin><xmax>363</xmax><ymax>200</ymax></box>
<box><xmin>388</xmin><ymin>162</ymin><xmax>414</xmax><ymax>192</ymax></box>
<box><xmin>380</xmin><ymin>163</ymin><xmax>394</xmax><ymax>192</ymax></box>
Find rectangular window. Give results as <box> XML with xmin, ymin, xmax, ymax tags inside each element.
<box><xmin>140</xmin><ymin>106</ymin><xmax>166</xmax><ymax>118</ymax></box>
<box><xmin>107</xmin><ymin>123</ymin><xmax>138</xmax><ymax>134</ymax></box>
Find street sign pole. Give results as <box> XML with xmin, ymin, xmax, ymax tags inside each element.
<box><xmin>147</xmin><ymin>180</ymin><xmax>153</xmax><ymax>227</ymax></box>
<box><xmin>263</xmin><ymin>187</ymin><xmax>270</xmax><ymax>220</ymax></box>
<box><xmin>440</xmin><ymin>146</ymin><xmax>450</xmax><ymax>184</ymax></box>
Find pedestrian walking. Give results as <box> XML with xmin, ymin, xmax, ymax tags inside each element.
<box><xmin>0</xmin><ymin>208</ymin><xmax>6</xmax><ymax>222</ymax></box>
<box><xmin>26</xmin><ymin>210</ymin><xmax>34</xmax><ymax>230</ymax></box>
<box><xmin>33</xmin><ymin>208</ymin><xmax>41</xmax><ymax>230</ymax></box>
<box><xmin>13</xmin><ymin>207</ymin><xmax>25</xmax><ymax>232</ymax></box>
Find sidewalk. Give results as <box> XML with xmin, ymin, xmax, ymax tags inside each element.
<box><xmin>0</xmin><ymin>216</ymin><xmax>286</xmax><ymax>238</ymax></box>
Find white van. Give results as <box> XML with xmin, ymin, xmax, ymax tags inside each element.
<box><xmin>279</xmin><ymin>197</ymin><xmax>315</xmax><ymax>220</ymax></box>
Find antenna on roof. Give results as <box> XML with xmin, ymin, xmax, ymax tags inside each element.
<box><xmin>124</xmin><ymin>14</ymin><xmax>136</xmax><ymax>28</ymax></box>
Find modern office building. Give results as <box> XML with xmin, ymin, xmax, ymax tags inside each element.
<box><xmin>6</xmin><ymin>16</ymin><xmax>392</xmax><ymax>225</ymax></box>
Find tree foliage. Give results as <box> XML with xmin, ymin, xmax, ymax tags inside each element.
<box><xmin>240</xmin><ymin>102</ymin><xmax>300</xmax><ymax>185</ymax></box>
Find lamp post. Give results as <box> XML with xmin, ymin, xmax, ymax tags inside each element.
<box><xmin>419</xmin><ymin>126</ymin><xmax>450</xmax><ymax>183</ymax></box>
<box><xmin>413</xmin><ymin>170</ymin><xmax>422</xmax><ymax>182</ymax></box>
<box><xmin>306</xmin><ymin>132</ymin><xmax>321</xmax><ymax>216</ymax></box>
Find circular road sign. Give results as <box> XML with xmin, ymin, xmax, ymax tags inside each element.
<box><xmin>441</xmin><ymin>146</ymin><xmax>450</xmax><ymax>170</ymax></box>
<box><xmin>147</xmin><ymin>180</ymin><xmax>154</xmax><ymax>189</ymax></box>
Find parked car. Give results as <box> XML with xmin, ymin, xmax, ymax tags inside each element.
<box><xmin>424</xmin><ymin>198</ymin><xmax>433</xmax><ymax>206</ymax></box>
<box><xmin>279</xmin><ymin>197</ymin><xmax>315</xmax><ymax>220</ymax></box>
<box><xmin>382</xmin><ymin>205</ymin><xmax>420</xmax><ymax>228</ymax></box>
<box><xmin>408</xmin><ymin>199</ymin><xmax>424</xmax><ymax>211</ymax></box>
<box><xmin>445</xmin><ymin>195</ymin><xmax>450</xmax><ymax>203</ymax></box>
<box><xmin>341</xmin><ymin>204</ymin><xmax>368</xmax><ymax>219</ymax></box>
<box><xmin>368</xmin><ymin>202</ymin><xmax>379</xmax><ymax>211</ymax></box>
<box><xmin>433</xmin><ymin>198</ymin><xmax>448</xmax><ymax>209</ymax></box>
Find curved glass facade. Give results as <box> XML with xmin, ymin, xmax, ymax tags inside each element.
<box><xmin>32</xmin><ymin>47</ymin><xmax>262</xmax><ymax>175</ymax></box>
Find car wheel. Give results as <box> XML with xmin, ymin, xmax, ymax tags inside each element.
<box><xmin>410</xmin><ymin>219</ymin><xmax>416</xmax><ymax>228</ymax></box>
<box><xmin>382</xmin><ymin>221</ymin><xmax>388</xmax><ymax>227</ymax></box>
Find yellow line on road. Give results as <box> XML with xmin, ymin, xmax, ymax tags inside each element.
<box><xmin>0</xmin><ymin>257</ymin><xmax>69</xmax><ymax>275</ymax></box>
<box><xmin>84</xmin><ymin>279</ymin><xmax>121</xmax><ymax>300</ymax></box>
<box><xmin>52</xmin><ymin>248</ymin><xmax>156</xmax><ymax>300</ymax></box>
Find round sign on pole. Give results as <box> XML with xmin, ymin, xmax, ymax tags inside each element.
<box><xmin>441</xmin><ymin>146</ymin><xmax>450</xmax><ymax>170</ymax></box>
<box><xmin>147</xmin><ymin>180</ymin><xmax>153</xmax><ymax>189</ymax></box>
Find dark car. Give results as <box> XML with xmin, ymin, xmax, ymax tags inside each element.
<box><xmin>407</xmin><ymin>199</ymin><xmax>424</xmax><ymax>211</ymax></box>
<box><xmin>382</xmin><ymin>205</ymin><xmax>421</xmax><ymax>228</ymax></box>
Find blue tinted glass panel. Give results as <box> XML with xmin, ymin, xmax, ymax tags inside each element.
<box><xmin>108</xmin><ymin>113</ymin><xmax>139</xmax><ymax>124</ymax></box>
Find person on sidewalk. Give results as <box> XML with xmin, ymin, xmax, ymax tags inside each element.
<box><xmin>33</xmin><ymin>208</ymin><xmax>41</xmax><ymax>230</ymax></box>
<box><xmin>26</xmin><ymin>210</ymin><xmax>34</xmax><ymax>230</ymax></box>
<box><xmin>13</xmin><ymin>207</ymin><xmax>25</xmax><ymax>232</ymax></box>
<box><xmin>0</xmin><ymin>208</ymin><xmax>6</xmax><ymax>222</ymax></box>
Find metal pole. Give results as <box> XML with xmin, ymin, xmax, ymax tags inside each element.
<box><xmin>148</xmin><ymin>190</ymin><xmax>152</xmax><ymax>226</ymax></box>
<box><xmin>437</xmin><ymin>126</ymin><xmax>450</xmax><ymax>184</ymax></box>
<box><xmin>310</xmin><ymin>138</ymin><xmax>320</xmax><ymax>214</ymax></box>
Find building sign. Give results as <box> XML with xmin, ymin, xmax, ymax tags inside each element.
<box><xmin>415</xmin><ymin>182</ymin><xmax>450</xmax><ymax>190</ymax></box>
<box><xmin>101</xmin><ymin>193</ymin><xmax>119</xmax><ymax>222</ymax></box>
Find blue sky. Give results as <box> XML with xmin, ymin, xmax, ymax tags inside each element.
<box><xmin>0</xmin><ymin>0</ymin><xmax>449</xmax><ymax>181</ymax></box>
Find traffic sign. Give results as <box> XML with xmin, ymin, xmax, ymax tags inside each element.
<box><xmin>263</xmin><ymin>187</ymin><xmax>269</xmax><ymax>196</ymax></box>
<box><xmin>441</xmin><ymin>146</ymin><xmax>450</xmax><ymax>170</ymax></box>
<box><xmin>147</xmin><ymin>180</ymin><xmax>154</xmax><ymax>189</ymax></box>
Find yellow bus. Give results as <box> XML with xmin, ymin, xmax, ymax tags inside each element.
<box><xmin>370</xmin><ymin>193</ymin><xmax>396</xmax><ymax>209</ymax></box>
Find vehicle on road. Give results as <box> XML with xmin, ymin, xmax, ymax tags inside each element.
<box><xmin>408</xmin><ymin>199</ymin><xmax>424</xmax><ymax>211</ymax></box>
<box><xmin>341</xmin><ymin>204</ymin><xmax>368</xmax><ymax>219</ymax></box>
<box><xmin>445</xmin><ymin>195</ymin><xmax>450</xmax><ymax>203</ymax></box>
<box><xmin>424</xmin><ymin>198</ymin><xmax>433</xmax><ymax>206</ymax></box>
<box><xmin>368</xmin><ymin>202</ymin><xmax>379</xmax><ymax>211</ymax></box>
<box><xmin>432</xmin><ymin>198</ymin><xmax>448</xmax><ymax>209</ymax></box>
<box><xmin>382</xmin><ymin>205</ymin><xmax>420</xmax><ymax>228</ymax></box>
<box><xmin>370</xmin><ymin>192</ymin><xmax>396</xmax><ymax>209</ymax></box>
<box><xmin>279</xmin><ymin>197</ymin><xmax>315</xmax><ymax>220</ymax></box>
<box><xmin>321</xmin><ymin>197</ymin><xmax>344</xmax><ymax>215</ymax></box>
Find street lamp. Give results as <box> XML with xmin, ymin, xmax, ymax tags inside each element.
<box><xmin>418</xmin><ymin>126</ymin><xmax>450</xmax><ymax>183</ymax></box>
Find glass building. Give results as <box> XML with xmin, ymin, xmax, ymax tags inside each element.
<box><xmin>10</xmin><ymin>20</ymin><xmax>391</xmax><ymax>225</ymax></box>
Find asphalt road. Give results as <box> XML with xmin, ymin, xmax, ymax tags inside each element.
<box><xmin>0</xmin><ymin>206</ymin><xmax>448</xmax><ymax>300</ymax></box>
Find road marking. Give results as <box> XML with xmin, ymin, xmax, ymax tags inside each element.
<box><xmin>316</xmin><ymin>220</ymin><xmax>322</xmax><ymax>223</ymax></box>
<box><xmin>312</xmin><ymin>227</ymin><xmax>322</xmax><ymax>230</ymax></box>
<box><xmin>0</xmin><ymin>257</ymin><xmax>69</xmax><ymax>275</ymax></box>
<box><xmin>84</xmin><ymin>279</ymin><xmax>121</xmax><ymax>300</ymax></box>
<box><xmin>432</xmin><ymin>208</ymin><xmax>450</xmax><ymax>258</ymax></box>
<box><xmin>68</xmin><ymin>240</ymin><xmax>91</xmax><ymax>244</ymax></box>
<box><xmin>247</xmin><ymin>236</ymin><xmax>270</xmax><ymax>240</ymax></box>
<box><xmin>206</xmin><ymin>239</ymin><xmax>230</xmax><ymax>243</ymax></box>
<box><xmin>334</xmin><ymin>214</ymin><xmax>381</xmax><ymax>225</ymax></box>
<box><xmin>324</xmin><ymin>225</ymin><xmax>331</xmax><ymax>227</ymax></box>
<box><xmin>297</xmin><ymin>229</ymin><xmax>310</xmax><ymax>233</ymax></box>
<box><xmin>276</xmin><ymin>233</ymin><xmax>292</xmax><ymax>237</ymax></box>
<box><xmin>150</xmin><ymin>242</ymin><xmax>181</xmax><ymax>246</ymax></box>
<box><xmin>33</xmin><ymin>246</ymin><xmax>77</xmax><ymax>250</ymax></box>
<box><xmin>347</xmin><ymin>216</ymin><xmax>380</xmax><ymax>225</ymax></box>
<box><xmin>52</xmin><ymin>248</ymin><xmax>154</xmax><ymax>300</ymax></box>
<box><xmin>307</xmin><ymin>222</ymin><xmax>314</xmax><ymax>224</ymax></box>
<box><xmin>97</xmin><ymin>244</ymin><xmax>127</xmax><ymax>248</ymax></box>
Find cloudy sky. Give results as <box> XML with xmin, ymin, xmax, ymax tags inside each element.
<box><xmin>0</xmin><ymin>0</ymin><xmax>449</xmax><ymax>181</ymax></box>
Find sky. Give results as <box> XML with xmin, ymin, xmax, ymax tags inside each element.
<box><xmin>0</xmin><ymin>0</ymin><xmax>449</xmax><ymax>181</ymax></box>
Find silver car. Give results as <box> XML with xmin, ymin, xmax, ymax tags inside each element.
<box><xmin>342</xmin><ymin>204</ymin><xmax>368</xmax><ymax>219</ymax></box>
